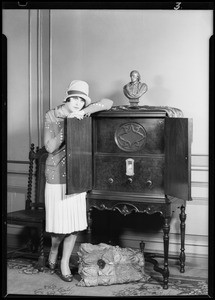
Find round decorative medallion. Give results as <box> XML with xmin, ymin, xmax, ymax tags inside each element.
<box><xmin>115</xmin><ymin>122</ymin><xmax>147</xmax><ymax>152</ymax></box>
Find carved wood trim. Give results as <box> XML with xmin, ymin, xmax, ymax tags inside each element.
<box><xmin>88</xmin><ymin>200</ymin><xmax>166</xmax><ymax>217</ymax></box>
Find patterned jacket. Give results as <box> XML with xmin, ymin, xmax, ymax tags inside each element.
<box><xmin>44</xmin><ymin>99</ymin><xmax>113</xmax><ymax>184</ymax></box>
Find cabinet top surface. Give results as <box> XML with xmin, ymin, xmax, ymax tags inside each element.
<box><xmin>93</xmin><ymin>105</ymin><xmax>184</xmax><ymax>118</ymax></box>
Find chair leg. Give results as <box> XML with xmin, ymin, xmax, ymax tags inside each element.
<box><xmin>27</xmin><ymin>227</ymin><xmax>39</xmax><ymax>252</ymax></box>
<box><xmin>37</xmin><ymin>227</ymin><xmax>46</xmax><ymax>271</ymax></box>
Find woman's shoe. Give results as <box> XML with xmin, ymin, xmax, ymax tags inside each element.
<box><xmin>57</xmin><ymin>270</ymin><xmax>73</xmax><ymax>282</ymax></box>
<box><xmin>48</xmin><ymin>259</ymin><xmax>57</xmax><ymax>271</ymax></box>
<box><xmin>47</xmin><ymin>252</ymin><xmax>58</xmax><ymax>272</ymax></box>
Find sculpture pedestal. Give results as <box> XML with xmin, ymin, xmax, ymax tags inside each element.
<box><xmin>129</xmin><ymin>98</ymin><xmax>139</xmax><ymax>107</ymax></box>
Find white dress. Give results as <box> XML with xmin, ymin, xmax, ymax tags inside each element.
<box><xmin>45</xmin><ymin>183</ymin><xmax>87</xmax><ymax>234</ymax></box>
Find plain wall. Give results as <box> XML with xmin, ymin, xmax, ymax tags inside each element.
<box><xmin>50</xmin><ymin>9</ymin><xmax>213</xmax><ymax>155</ymax></box>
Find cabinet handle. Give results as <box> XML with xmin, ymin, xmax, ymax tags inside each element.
<box><xmin>146</xmin><ymin>180</ymin><xmax>152</xmax><ymax>187</ymax></box>
<box><xmin>108</xmin><ymin>178</ymin><xmax>114</xmax><ymax>184</ymax></box>
<box><xmin>127</xmin><ymin>177</ymin><xmax>133</xmax><ymax>184</ymax></box>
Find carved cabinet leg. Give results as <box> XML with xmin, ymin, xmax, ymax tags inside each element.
<box><xmin>140</xmin><ymin>241</ymin><xmax>145</xmax><ymax>253</ymax></box>
<box><xmin>163</xmin><ymin>217</ymin><xmax>170</xmax><ymax>289</ymax></box>
<box><xmin>87</xmin><ymin>209</ymin><xmax>92</xmax><ymax>233</ymax></box>
<box><xmin>87</xmin><ymin>209</ymin><xmax>93</xmax><ymax>243</ymax></box>
<box><xmin>179</xmin><ymin>205</ymin><xmax>186</xmax><ymax>273</ymax></box>
<box><xmin>140</xmin><ymin>241</ymin><xmax>146</xmax><ymax>262</ymax></box>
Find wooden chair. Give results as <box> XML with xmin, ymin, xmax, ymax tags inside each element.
<box><xmin>7</xmin><ymin>143</ymin><xmax>48</xmax><ymax>271</ymax></box>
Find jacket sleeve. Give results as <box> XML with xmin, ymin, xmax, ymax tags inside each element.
<box><xmin>44</xmin><ymin>112</ymin><xmax>64</xmax><ymax>153</ymax></box>
<box><xmin>82</xmin><ymin>98</ymin><xmax>113</xmax><ymax>116</ymax></box>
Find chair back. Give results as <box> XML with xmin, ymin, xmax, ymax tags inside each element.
<box><xmin>26</xmin><ymin>144</ymin><xmax>48</xmax><ymax>210</ymax></box>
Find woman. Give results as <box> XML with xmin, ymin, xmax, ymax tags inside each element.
<box><xmin>44</xmin><ymin>80</ymin><xmax>113</xmax><ymax>282</ymax></box>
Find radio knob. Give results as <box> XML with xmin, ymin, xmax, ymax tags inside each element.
<box><xmin>108</xmin><ymin>178</ymin><xmax>114</xmax><ymax>184</ymax></box>
<box><xmin>146</xmin><ymin>180</ymin><xmax>152</xmax><ymax>187</ymax></box>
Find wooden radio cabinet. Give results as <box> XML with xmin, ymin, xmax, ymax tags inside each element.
<box><xmin>66</xmin><ymin>106</ymin><xmax>193</xmax><ymax>289</ymax></box>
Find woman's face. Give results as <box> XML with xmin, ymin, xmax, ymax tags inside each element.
<box><xmin>65</xmin><ymin>96</ymin><xmax>85</xmax><ymax>113</ymax></box>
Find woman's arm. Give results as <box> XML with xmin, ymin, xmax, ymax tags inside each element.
<box><xmin>67</xmin><ymin>98</ymin><xmax>113</xmax><ymax>119</ymax></box>
<box><xmin>44</xmin><ymin>112</ymin><xmax>64</xmax><ymax>153</ymax></box>
<box><xmin>83</xmin><ymin>98</ymin><xmax>113</xmax><ymax>116</ymax></box>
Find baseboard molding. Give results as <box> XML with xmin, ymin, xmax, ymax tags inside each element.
<box><xmin>73</xmin><ymin>234</ymin><xmax>208</xmax><ymax>270</ymax></box>
<box><xmin>7</xmin><ymin>224</ymin><xmax>208</xmax><ymax>257</ymax></box>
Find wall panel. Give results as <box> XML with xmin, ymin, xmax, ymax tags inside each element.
<box><xmin>3</xmin><ymin>10</ymin><xmax>30</xmax><ymax>161</ymax></box>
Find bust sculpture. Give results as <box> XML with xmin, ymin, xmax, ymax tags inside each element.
<box><xmin>123</xmin><ymin>70</ymin><xmax>148</xmax><ymax>107</ymax></box>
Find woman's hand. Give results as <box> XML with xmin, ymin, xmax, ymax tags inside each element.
<box><xmin>67</xmin><ymin>110</ymin><xmax>85</xmax><ymax>120</ymax></box>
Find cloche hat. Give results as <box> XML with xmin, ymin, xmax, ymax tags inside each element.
<box><xmin>63</xmin><ymin>80</ymin><xmax>91</xmax><ymax>106</ymax></box>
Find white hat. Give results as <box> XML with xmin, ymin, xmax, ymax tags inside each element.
<box><xmin>63</xmin><ymin>80</ymin><xmax>91</xmax><ymax>106</ymax></box>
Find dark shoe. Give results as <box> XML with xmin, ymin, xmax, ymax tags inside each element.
<box><xmin>57</xmin><ymin>270</ymin><xmax>73</xmax><ymax>282</ymax></box>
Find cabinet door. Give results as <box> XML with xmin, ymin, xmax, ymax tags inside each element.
<box><xmin>66</xmin><ymin>117</ymin><xmax>92</xmax><ymax>194</ymax></box>
<box><xmin>164</xmin><ymin>118</ymin><xmax>192</xmax><ymax>200</ymax></box>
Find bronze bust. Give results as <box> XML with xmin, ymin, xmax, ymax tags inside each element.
<box><xmin>123</xmin><ymin>70</ymin><xmax>148</xmax><ymax>107</ymax></box>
